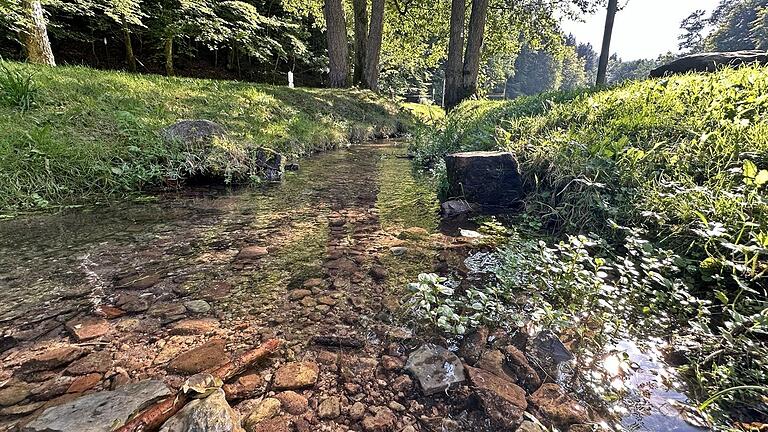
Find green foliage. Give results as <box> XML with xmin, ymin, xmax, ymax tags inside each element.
<box><xmin>0</xmin><ymin>62</ymin><xmax>409</xmax><ymax>211</ymax></box>
<box><xmin>0</xmin><ymin>61</ymin><xmax>37</xmax><ymax>111</ymax></box>
<box><xmin>410</xmin><ymin>66</ymin><xmax>768</xmax><ymax>427</ymax></box>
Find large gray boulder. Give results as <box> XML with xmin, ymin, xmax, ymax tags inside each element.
<box><xmin>650</xmin><ymin>50</ymin><xmax>768</xmax><ymax>77</ymax></box>
<box><xmin>23</xmin><ymin>380</ymin><xmax>171</xmax><ymax>432</ymax></box>
<box><xmin>444</xmin><ymin>151</ymin><xmax>522</xmax><ymax>210</ymax></box>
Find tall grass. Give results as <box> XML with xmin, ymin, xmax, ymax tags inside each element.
<box><xmin>411</xmin><ymin>66</ymin><xmax>768</xmax><ymax>427</ymax></box>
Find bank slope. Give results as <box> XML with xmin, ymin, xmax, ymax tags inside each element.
<box><xmin>0</xmin><ymin>62</ymin><xmax>411</xmax><ymax>211</ymax></box>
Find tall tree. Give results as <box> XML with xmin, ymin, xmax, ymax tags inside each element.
<box><xmin>323</xmin><ymin>0</ymin><xmax>349</xmax><ymax>87</ymax></box>
<box><xmin>461</xmin><ymin>0</ymin><xmax>489</xmax><ymax>100</ymax></box>
<box><xmin>678</xmin><ymin>9</ymin><xmax>706</xmax><ymax>53</ymax></box>
<box><xmin>443</xmin><ymin>0</ymin><xmax>465</xmax><ymax>109</ymax></box>
<box><xmin>596</xmin><ymin>0</ymin><xmax>618</xmax><ymax>86</ymax></box>
<box><xmin>352</xmin><ymin>0</ymin><xmax>368</xmax><ymax>85</ymax></box>
<box><xmin>363</xmin><ymin>0</ymin><xmax>384</xmax><ymax>90</ymax></box>
<box><xmin>21</xmin><ymin>0</ymin><xmax>55</xmax><ymax>65</ymax></box>
<box><xmin>103</xmin><ymin>0</ymin><xmax>145</xmax><ymax>72</ymax></box>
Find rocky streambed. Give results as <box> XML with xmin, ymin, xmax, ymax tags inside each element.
<box><xmin>0</xmin><ymin>141</ymin><xmax>702</xmax><ymax>432</ymax></box>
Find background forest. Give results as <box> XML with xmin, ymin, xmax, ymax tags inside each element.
<box><xmin>2</xmin><ymin>0</ymin><xmax>765</xmax><ymax>104</ymax></box>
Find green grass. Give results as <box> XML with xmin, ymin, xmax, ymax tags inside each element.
<box><xmin>402</xmin><ymin>102</ymin><xmax>445</xmax><ymax>125</ymax></box>
<box><xmin>0</xmin><ymin>62</ymin><xmax>412</xmax><ymax>211</ymax></box>
<box><xmin>411</xmin><ymin>66</ymin><xmax>768</xmax><ymax>427</ymax></box>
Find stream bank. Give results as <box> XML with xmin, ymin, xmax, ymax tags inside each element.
<box><xmin>0</xmin><ymin>141</ymin><xmax>709</xmax><ymax>432</ymax></box>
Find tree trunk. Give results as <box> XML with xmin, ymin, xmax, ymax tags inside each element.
<box><xmin>352</xmin><ymin>0</ymin><xmax>368</xmax><ymax>85</ymax></box>
<box><xmin>444</xmin><ymin>0</ymin><xmax>466</xmax><ymax>110</ymax></box>
<box><xmin>123</xmin><ymin>23</ymin><xmax>136</xmax><ymax>72</ymax></box>
<box><xmin>324</xmin><ymin>0</ymin><xmax>349</xmax><ymax>88</ymax></box>
<box><xmin>596</xmin><ymin>0</ymin><xmax>618</xmax><ymax>86</ymax></box>
<box><xmin>164</xmin><ymin>36</ymin><xmax>174</xmax><ymax>76</ymax></box>
<box><xmin>21</xmin><ymin>0</ymin><xmax>55</xmax><ymax>66</ymax></box>
<box><xmin>363</xmin><ymin>0</ymin><xmax>384</xmax><ymax>91</ymax></box>
<box><xmin>461</xmin><ymin>0</ymin><xmax>488</xmax><ymax>100</ymax></box>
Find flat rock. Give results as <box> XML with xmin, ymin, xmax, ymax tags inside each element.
<box><xmin>65</xmin><ymin>351</ymin><xmax>112</xmax><ymax>376</ymax></box>
<box><xmin>167</xmin><ymin>339</ymin><xmax>229</xmax><ymax>375</ymax></box>
<box><xmin>466</xmin><ymin>365</ymin><xmax>527</xmax><ymax>430</ymax></box>
<box><xmin>116</xmin><ymin>273</ymin><xmax>161</xmax><ymax>290</ymax></box>
<box><xmin>650</xmin><ymin>50</ymin><xmax>768</xmax><ymax>77</ymax></box>
<box><xmin>66</xmin><ymin>373</ymin><xmax>102</xmax><ymax>393</ymax></box>
<box><xmin>273</xmin><ymin>362</ymin><xmax>318</xmax><ymax>390</ymax></box>
<box><xmin>405</xmin><ymin>344</ymin><xmax>465</xmax><ymax>395</ymax></box>
<box><xmin>65</xmin><ymin>317</ymin><xmax>110</xmax><ymax>341</ymax></box>
<box><xmin>441</xmin><ymin>199</ymin><xmax>478</xmax><ymax>217</ymax></box>
<box><xmin>170</xmin><ymin>318</ymin><xmax>220</xmax><ymax>335</ymax></box>
<box><xmin>22</xmin><ymin>380</ymin><xmax>171</xmax><ymax>432</ymax></box>
<box><xmin>0</xmin><ymin>382</ymin><xmax>32</xmax><ymax>406</ymax></box>
<box><xmin>159</xmin><ymin>388</ymin><xmax>244</xmax><ymax>432</ymax></box>
<box><xmin>287</xmin><ymin>290</ymin><xmax>312</xmax><ymax>301</ymax></box>
<box><xmin>20</xmin><ymin>345</ymin><xmax>86</xmax><ymax>373</ymax></box>
<box><xmin>530</xmin><ymin>383</ymin><xmax>590</xmax><ymax>428</ymax></box>
<box><xmin>222</xmin><ymin>374</ymin><xmax>264</xmax><ymax>400</ymax></box>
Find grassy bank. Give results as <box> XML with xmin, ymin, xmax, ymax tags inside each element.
<box><xmin>410</xmin><ymin>67</ymin><xmax>768</xmax><ymax>427</ymax></box>
<box><xmin>0</xmin><ymin>62</ymin><xmax>411</xmax><ymax>212</ymax></box>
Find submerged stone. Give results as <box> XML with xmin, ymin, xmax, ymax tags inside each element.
<box><xmin>405</xmin><ymin>344</ymin><xmax>465</xmax><ymax>395</ymax></box>
<box><xmin>23</xmin><ymin>380</ymin><xmax>171</xmax><ymax>432</ymax></box>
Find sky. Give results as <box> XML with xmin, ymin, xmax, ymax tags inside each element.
<box><xmin>561</xmin><ymin>0</ymin><xmax>721</xmax><ymax>60</ymax></box>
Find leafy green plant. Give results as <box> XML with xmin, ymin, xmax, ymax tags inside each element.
<box><xmin>0</xmin><ymin>61</ymin><xmax>37</xmax><ymax>111</ymax></box>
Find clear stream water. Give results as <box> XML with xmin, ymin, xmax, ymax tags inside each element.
<box><xmin>0</xmin><ymin>141</ymin><xmax>705</xmax><ymax>431</ymax></box>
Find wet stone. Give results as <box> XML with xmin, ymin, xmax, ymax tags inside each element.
<box><xmin>318</xmin><ymin>396</ymin><xmax>341</xmax><ymax>419</ymax></box>
<box><xmin>169</xmin><ymin>318</ymin><xmax>220</xmax><ymax>335</ymax></box>
<box><xmin>0</xmin><ymin>382</ymin><xmax>32</xmax><ymax>406</ymax></box>
<box><xmin>362</xmin><ymin>406</ymin><xmax>396</xmax><ymax>432</ymax></box>
<box><xmin>458</xmin><ymin>327</ymin><xmax>488</xmax><ymax>366</ymax></box>
<box><xmin>466</xmin><ymin>365</ymin><xmax>527</xmax><ymax>430</ymax></box>
<box><xmin>65</xmin><ymin>317</ymin><xmax>110</xmax><ymax>341</ymax></box>
<box><xmin>116</xmin><ymin>274</ymin><xmax>161</xmax><ymax>290</ymax></box>
<box><xmin>530</xmin><ymin>383</ymin><xmax>590</xmax><ymax>428</ymax></box>
<box><xmin>22</xmin><ymin>380</ymin><xmax>171</xmax><ymax>432</ymax></box>
<box><xmin>405</xmin><ymin>344</ymin><xmax>465</xmax><ymax>395</ymax></box>
<box><xmin>275</xmin><ymin>391</ymin><xmax>308</xmax><ymax>415</ymax></box>
<box><xmin>273</xmin><ymin>362</ymin><xmax>318</xmax><ymax>390</ymax></box>
<box><xmin>159</xmin><ymin>388</ymin><xmax>244</xmax><ymax>432</ymax></box>
<box><xmin>20</xmin><ymin>345</ymin><xmax>86</xmax><ymax>373</ymax></box>
<box><xmin>166</xmin><ymin>339</ymin><xmax>229</xmax><ymax>375</ymax></box>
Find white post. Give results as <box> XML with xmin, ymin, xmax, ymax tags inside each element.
<box><xmin>288</xmin><ymin>71</ymin><xmax>294</xmax><ymax>88</ymax></box>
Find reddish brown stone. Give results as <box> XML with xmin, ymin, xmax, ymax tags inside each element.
<box><xmin>362</xmin><ymin>406</ymin><xmax>396</xmax><ymax>432</ymax></box>
<box><xmin>275</xmin><ymin>391</ymin><xmax>308</xmax><ymax>415</ymax></box>
<box><xmin>222</xmin><ymin>373</ymin><xmax>264</xmax><ymax>400</ymax></box>
<box><xmin>0</xmin><ymin>382</ymin><xmax>32</xmax><ymax>406</ymax></box>
<box><xmin>238</xmin><ymin>246</ymin><xmax>269</xmax><ymax>259</ymax></box>
<box><xmin>98</xmin><ymin>305</ymin><xmax>126</xmax><ymax>319</ymax></box>
<box><xmin>65</xmin><ymin>317</ymin><xmax>110</xmax><ymax>341</ymax></box>
<box><xmin>169</xmin><ymin>318</ymin><xmax>220</xmax><ymax>335</ymax></box>
<box><xmin>20</xmin><ymin>346</ymin><xmax>86</xmax><ymax>373</ymax></box>
<box><xmin>246</xmin><ymin>415</ymin><xmax>292</xmax><ymax>432</ymax></box>
<box><xmin>503</xmin><ymin>345</ymin><xmax>541</xmax><ymax>393</ymax></box>
<box><xmin>381</xmin><ymin>355</ymin><xmax>404</xmax><ymax>371</ymax></box>
<box><xmin>466</xmin><ymin>365</ymin><xmax>527</xmax><ymax>430</ymax></box>
<box><xmin>65</xmin><ymin>351</ymin><xmax>112</xmax><ymax>375</ymax></box>
<box><xmin>66</xmin><ymin>373</ymin><xmax>102</xmax><ymax>393</ymax></box>
<box><xmin>530</xmin><ymin>383</ymin><xmax>590</xmax><ymax>428</ymax></box>
<box><xmin>166</xmin><ymin>339</ymin><xmax>229</xmax><ymax>375</ymax></box>
<box><xmin>273</xmin><ymin>362</ymin><xmax>318</xmax><ymax>390</ymax></box>
<box><xmin>116</xmin><ymin>273</ymin><xmax>161</xmax><ymax>290</ymax></box>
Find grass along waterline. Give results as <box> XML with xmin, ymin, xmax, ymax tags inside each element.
<box><xmin>408</xmin><ymin>66</ymin><xmax>768</xmax><ymax>428</ymax></box>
